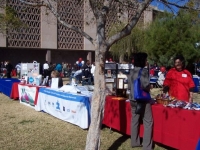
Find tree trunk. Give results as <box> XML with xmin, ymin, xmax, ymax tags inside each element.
<box><xmin>85</xmin><ymin>44</ymin><xmax>107</xmax><ymax>150</ymax></box>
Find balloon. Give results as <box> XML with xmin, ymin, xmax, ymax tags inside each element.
<box><xmin>76</xmin><ymin>61</ymin><xmax>79</xmax><ymax>64</ymax></box>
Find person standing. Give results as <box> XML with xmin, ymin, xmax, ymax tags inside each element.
<box><xmin>0</xmin><ymin>61</ymin><xmax>5</xmax><ymax>78</ymax></box>
<box><xmin>55</xmin><ymin>63</ymin><xmax>62</xmax><ymax>73</ymax></box>
<box><xmin>82</xmin><ymin>60</ymin><xmax>92</xmax><ymax>83</ymax></box>
<box><xmin>91</xmin><ymin>62</ymin><xmax>95</xmax><ymax>84</ymax></box>
<box><xmin>5</xmin><ymin>61</ymin><xmax>13</xmax><ymax>78</ymax></box>
<box><xmin>15</xmin><ymin>61</ymin><xmax>21</xmax><ymax>78</ymax></box>
<box><xmin>43</xmin><ymin>61</ymin><xmax>49</xmax><ymax>78</ymax></box>
<box><xmin>157</xmin><ymin>66</ymin><xmax>166</xmax><ymax>87</ymax></box>
<box><xmin>0</xmin><ymin>61</ymin><xmax>4</xmax><ymax>70</ymax></box>
<box><xmin>163</xmin><ymin>54</ymin><xmax>195</xmax><ymax>102</ymax></box>
<box><xmin>62</xmin><ymin>62</ymin><xmax>67</xmax><ymax>77</ymax></box>
<box><xmin>128</xmin><ymin>53</ymin><xmax>153</xmax><ymax>150</ymax></box>
<box><xmin>0</xmin><ymin>61</ymin><xmax>4</xmax><ymax>72</ymax></box>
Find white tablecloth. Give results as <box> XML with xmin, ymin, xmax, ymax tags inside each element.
<box><xmin>35</xmin><ymin>88</ymin><xmax>91</xmax><ymax>129</ymax></box>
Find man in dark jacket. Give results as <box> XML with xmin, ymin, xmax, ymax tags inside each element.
<box><xmin>6</xmin><ymin>61</ymin><xmax>13</xmax><ymax>78</ymax></box>
<box><xmin>82</xmin><ymin>60</ymin><xmax>92</xmax><ymax>83</ymax></box>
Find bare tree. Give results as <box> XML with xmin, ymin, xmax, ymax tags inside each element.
<box><xmin>18</xmin><ymin>0</ymin><xmax>195</xmax><ymax>149</ymax></box>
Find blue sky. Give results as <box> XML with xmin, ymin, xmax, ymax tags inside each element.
<box><xmin>151</xmin><ymin>0</ymin><xmax>189</xmax><ymax>13</ymax></box>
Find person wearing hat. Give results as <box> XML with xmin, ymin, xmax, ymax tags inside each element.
<box><xmin>76</xmin><ymin>58</ymin><xmax>84</xmax><ymax>70</ymax></box>
<box><xmin>157</xmin><ymin>66</ymin><xmax>166</xmax><ymax>87</ymax></box>
<box><xmin>163</xmin><ymin>54</ymin><xmax>195</xmax><ymax>102</ymax></box>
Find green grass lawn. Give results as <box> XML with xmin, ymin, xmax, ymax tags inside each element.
<box><xmin>0</xmin><ymin>93</ymin><xmax>174</xmax><ymax>150</ymax></box>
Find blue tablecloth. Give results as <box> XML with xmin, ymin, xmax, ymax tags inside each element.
<box><xmin>0</xmin><ymin>78</ymin><xmax>20</xmax><ymax>97</ymax></box>
<box><xmin>196</xmin><ymin>139</ymin><xmax>200</xmax><ymax>150</ymax></box>
<box><xmin>193</xmin><ymin>77</ymin><xmax>199</xmax><ymax>93</ymax></box>
<box><xmin>150</xmin><ymin>76</ymin><xmax>158</xmax><ymax>83</ymax></box>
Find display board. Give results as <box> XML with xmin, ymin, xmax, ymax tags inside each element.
<box><xmin>18</xmin><ymin>84</ymin><xmax>38</xmax><ymax>108</ymax></box>
<box><xmin>105</xmin><ymin>63</ymin><xmax>133</xmax><ymax>96</ymax></box>
<box><xmin>21</xmin><ymin>61</ymin><xmax>40</xmax><ymax>79</ymax></box>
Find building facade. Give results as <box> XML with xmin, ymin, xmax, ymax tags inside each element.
<box><xmin>0</xmin><ymin>0</ymin><xmax>158</xmax><ymax>66</ymax></box>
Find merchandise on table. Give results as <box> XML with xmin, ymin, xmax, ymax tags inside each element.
<box><xmin>165</xmin><ymin>100</ymin><xmax>200</xmax><ymax>110</ymax></box>
<box><xmin>155</xmin><ymin>94</ymin><xmax>200</xmax><ymax>110</ymax></box>
<box><xmin>155</xmin><ymin>93</ymin><xmax>175</xmax><ymax>105</ymax></box>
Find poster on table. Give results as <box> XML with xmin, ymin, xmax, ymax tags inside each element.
<box><xmin>35</xmin><ymin>88</ymin><xmax>91</xmax><ymax>129</ymax></box>
<box><xmin>18</xmin><ymin>84</ymin><xmax>37</xmax><ymax>108</ymax></box>
<box><xmin>21</xmin><ymin>61</ymin><xmax>40</xmax><ymax>83</ymax></box>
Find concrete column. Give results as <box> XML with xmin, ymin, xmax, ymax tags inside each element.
<box><xmin>46</xmin><ymin>50</ymin><xmax>51</xmax><ymax>63</ymax></box>
<box><xmin>0</xmin><ymin>34</ymin><xmax>6</xmax><ymax>47</ymax></box>
<box><xmin>0</xmin><ymin>4</ymin><xmax>6</xmax><ymax>47</ymax></box>
<box><xmin>83</xmin><ymin>1</ymin><xmax>95</xmax><ymax>51</ymax></box>
<box><xmin>41</xmin><ymin>0</ymin><xmax>57</xmax><ymax>49</ymax></box>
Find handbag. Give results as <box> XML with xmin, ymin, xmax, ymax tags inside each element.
<box><xmin>134</xmin><ymin>69</ymin><xmax>151</xmax><ymax>101</ymax></box>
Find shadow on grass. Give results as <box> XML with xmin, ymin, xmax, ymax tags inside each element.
<box><xmin>154</xmin><ymin>142</ymin><xmax>178</xmax><ymax>150</ymax></box>
<box><xmin>18</xmin><ymin>119</ymin><xmax>35</xmax><ymax>125</ymax></box>
<box><xmin>107</xmin><ymin>135</ymin><xmax>129</xmax><ymax>150</ymax></box>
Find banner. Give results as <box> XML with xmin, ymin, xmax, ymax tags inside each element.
<box><xmin>18</xmin><ymin>84</ymin><xmax>37</xmax><ymax>108</ymax></box>
<box><xmin>21</xmin><ymin>62</ymin><xmax>40</xmax><ymax>81</ymax></box>
<box><xmin>35</xmin><ymin>88</ymin><xmax>91</xmax><ymax>129</ymax></box>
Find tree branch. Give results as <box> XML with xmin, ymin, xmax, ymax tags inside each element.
<box><xmin>107</xmin><ymin>0</ymin><xmax>151</xmax><ymax>48</ymax></box>
<box><xmin>19</xmin><ymin>0</ymin><xmax>95</xmax><ymax>45</ymax></box>
<box><xmin>114</xmin><ymin>0</ymin><xmax>137</xmax><ymax>8</ymax></box>
<box><xmin>88</xmin><ymin>0</ymin><xmax>99</xmax><ymax>17</ymax></box>
<box><xmin>160</xmin><ymin>0</ymin><xmax>200</xmax><ymax>11</ymax></box>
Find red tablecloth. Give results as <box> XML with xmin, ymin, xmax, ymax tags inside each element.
<box><xmin>10</xmin><ymin>83</ymin><xmax>42</xmax><ymax>105</ymax></box>
<box><xmin>11</xmin><ymin>69</ymin><xmax>17</xmax><ymax>77</ymax></box>
<box><xmin>103</xmin><ymin>96</ymin><xmax>200</xmax><ymax>150</ymax></box>
<box><xmin>10</xmin><ymin>82</ymin><xmax>20</xmax><ymax>99</ymax></box>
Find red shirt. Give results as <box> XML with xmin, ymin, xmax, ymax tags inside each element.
<box><xmin>150</xmin><ymin>69</ymin><xmax>155</xmax><ymax>76</ymax></box>
<box><xmin>163</xmin><ymin>68</ymin><xmax>195</xmax><ymax>102</ymax></box>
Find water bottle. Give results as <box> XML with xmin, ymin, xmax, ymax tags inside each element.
<box><xmin>71</xmin><ymin>77</ymin><xmax>75</xmax><ymax>85</ymax></box>
<box><xmin>48</xmin><ymin>80</ymin><xmax>51</xmax><ymax>87</ymax></box>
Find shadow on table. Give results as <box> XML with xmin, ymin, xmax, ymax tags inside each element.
<box><xmin>107</xmin><ymin>134</ymin><xmax>129</xmax><ymax>150</ymax></box>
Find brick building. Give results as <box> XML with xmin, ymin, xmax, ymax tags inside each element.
<box><xmin>0</xmin><ymin>0</ymin><xmax>160</xmax><ymax>66</ymax></box>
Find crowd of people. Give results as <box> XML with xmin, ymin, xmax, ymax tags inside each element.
<box><xmin>0</xmin><ymin>59</ymin><xmax>96</xmax><ymax>89</ymax></box>
<box><xmin>38</xmin><ymin>59</ymin><xmax>96</xmax><ymax>86</ymax></box>
<box><xmin>0</xmin><ymin>59</ymin><xmax>95</xmax><ymax>81</ymax></box>
<box><xmin>0</xmin><ymin>61</ymin><xmax>15</xmax><ymax>78</ymax></box>
<box><xmin>0</xmin><ymin>54</ymin><xmax>198</xmax><ymax>149</ymax></box>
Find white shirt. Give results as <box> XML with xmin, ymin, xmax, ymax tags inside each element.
<box><xmin>43</xmin><ymin>63</ymin><xmax>49</xmax><ymax>70</ymax></box>
<box><xmin>15</xmin><ymin>63</ymin><xmax>21</xmax><ymax>71</ymax></box>
<box><xmin>157</xmin><ymin>72</ymin><xmax>165</xmax><ymax>86</ymax></box>
<box><xmin>91</xmin><ymin>64</ymin><xmax>95</xmax><ymax>76</ymax></box>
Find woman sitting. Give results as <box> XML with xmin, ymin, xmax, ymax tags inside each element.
<box><xmin>50</xmin><ymin>70</ymin><xmax>63</xmax><ymax>88</ymax></box>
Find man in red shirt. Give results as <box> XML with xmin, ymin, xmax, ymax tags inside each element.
<box><xmin>163</xmin><ymin>55</ymin><xmax>195</xmax><ymax>102</ymax></box>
